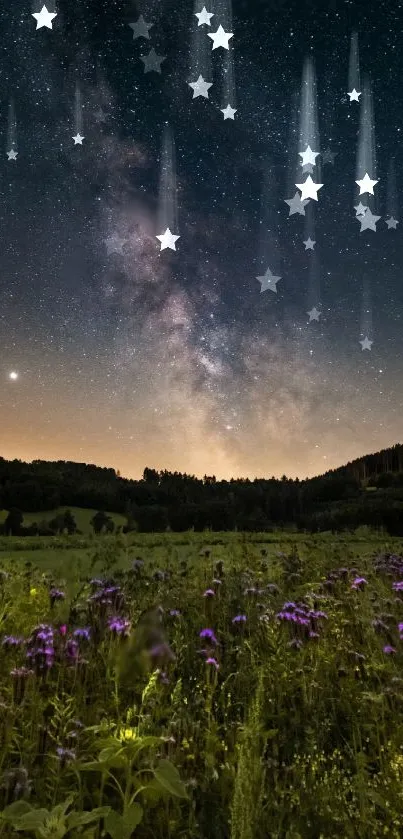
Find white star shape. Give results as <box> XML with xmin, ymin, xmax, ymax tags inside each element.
<box><xmin>360</xmin><ymin>336</ymin><xmax>373</xmax><ymax>351</ymax></box>
<box><xmin>7</xmin><ymin>149</ymin><xmax>18</xmax><ymax>160</ymax></box>
<box><xmin>348</xmin><ymin>88</ymin><xmax>361</xmax><ymax>102</ymax></box>
<box><xmin>195</xmin><ymin>6</ymin><xmax>214</xmax><ymax>25</ymax></box>
<box><xmin>284</xmin><ymin>191</ymin><xmax>310</xmax><ymax>216</ymax></box>
<box><xmin>105</xmin><ymin>233</ymin><xmax>126</xmax><ymax>255</ymax></box>
<box><xmin>358</xmin><ymin>208</ymin><xmax>381</xmax><ymax>232</ymax></box>
<box><xmin>188</xmin><ymin>75</ymin><xmax>213</xmax><ymax>99</ymax></box>
<box><xmin>221</xmin><ymin>104</ymin><xmax>237</xmax><ymax>119</ymax></box>
<box><xmin>32</xmin><ymin>4</ymin><xmax>57</xmax><ymax>29</ymax></box>
<box><xmin>208</xmin><ymin>25</ymin><xmax>233</xmax><ymax>49</ymax></box>
<box><xmin>128</xmin><ymin>16</ymin><xmax>153</xmax><ymax>39</ymax></box>
<box><xmin>73</xmin><ymin>133</ymin><xmax>84</xmax><ymax>145</ymax></box>
<box><xmin>354</xmin><ymin>202</ymin><xmax>368</xmax><ymax>216</ymax></box>
<box><xmin>307</xmin><ymin>307</ymin><xmax>320</xmax><ymax>322</ymax></box>
<box><xmin>295</xmin><ymin>175</ymin><xmax>323</xmax><ymax>202</ymax></box>
<box><xmin>256</xmin><ymin>267</ymin><xmax>281</xmax><ymax>294</ymax></box>
<box><xmin>303</xmin><ymin>237</ymin><xmax>316</xmax><ymax>250</ymax></box>
<box><xmin>156</xmin><ymin>228</ymin><xmax>180</xmax><ymax>251</ymax></box>
<box><xmin>356</xmin><ymin>172</ymin><xmax>378</xmax><ymax>196</ymax></box>
<box><xmin>299</xmin><ymin>145</ymin><xmax>319</xmax><ymax>166</ymax></box>
<box><xmin>386</xmin><ymin>216</ymin><xmax>399</xmax><ymax>229</ymax></box>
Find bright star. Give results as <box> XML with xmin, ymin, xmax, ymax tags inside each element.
<box><xmin>32</xmin><ymin>5</ymin><xmax>57</xmax><ymax>29</ymax></box>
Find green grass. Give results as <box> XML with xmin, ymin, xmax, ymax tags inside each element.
<box><xmin>2</xmin><ymin>531</ymin><xmax>403</xmax><ymax>837</ymax></box>
<box><xmin>0</xmin><ymin>506</ymin><xmax>127</xmax><ymax>534</ymax></box>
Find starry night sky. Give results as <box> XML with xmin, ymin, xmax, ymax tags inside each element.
<box><xmin>1</xmin><ymin>0</ymin><xmax>403</xmax><ymax>481</ymax></box>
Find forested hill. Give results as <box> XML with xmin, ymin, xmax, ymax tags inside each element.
<box><xmin>1</xmin><ymin>444</ymin><xmax>403</xmax><ymax>534</ymax></box>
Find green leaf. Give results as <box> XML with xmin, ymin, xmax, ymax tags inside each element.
<box><xmin>0</xmin><ymin>801</ymin><xmax>33</xmax><ymax>821</ymax></box>
<box><xmin>153</xmin><ymin>759</ymin><xmax>189</xmax><ymax>799</ymax></box>
<box><xmin>122</xmin><ymin>803</ymin><xmax>143</xmax><ymax>831</ymax></box>
<box><xmin>104</xmin><ymin>810</ymin><xmax>126</xmax><ymax>839</ymax></box>
<box><xmin>67</xmin><ymin>807</ymin><xmax>111</xmax><ymax>829</ymax></box>
<box><xmin>10</xmin><ymin>809</ymin><xmax>50</xmax><ymax>830</ymax></box>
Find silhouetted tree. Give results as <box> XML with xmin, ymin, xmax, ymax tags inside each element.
<box><xmin>4</xmin><ymin>508</ymin><xmax>23</xmax><ymax>536</ymax></box>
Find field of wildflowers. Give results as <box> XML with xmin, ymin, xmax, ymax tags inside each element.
<box><xmin>2</xmin><ymin>531</ymin><xmax>403</xmax><ymax>837</ymax></box>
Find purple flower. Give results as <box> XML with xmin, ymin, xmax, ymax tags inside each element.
<box><xmin>199</xmin><ymin>628</ymin><xmax>217</xmax><ymax>645</ymax></box>
<box><xmin>351</xmin><ymin>577</ymin><xmax>367</xmax><ymax>590</ymax></box>
<box><xmin>56</xmin><ymin>747</ymin><xmax>76</xmax><ymax>763</ymax></box>
<box><xmin>169</xmin><ymin>609</ymin><xmax>181</xmax><ymax>617</ymax></box>
<box><xmin>206</xmin><ymin>657</ymin><xmax>219</xmax><ymax>670</ymax></box>
<box><xmin>73</xmin><ymin>628</ymin><xmax>91</xmax><ymax>641</ymax></box>
<box><xmin>203</xmin><ymin>589</ymin><xmax>215</xmax><ymax>597</ymax></box>
<box><xmin>107</xmin><ymin>617</ymin><xmax>131</xmax><ymax>635</ymax></box>
<box><xmin>384</xmin><ymin>645</ymin><xmax>396</xmax><ymax>654</ymax></box>
<box><xmin>50</xmin><ymin>588</ymin><xmax>65</xmax><ymax>605</ymax></box>
<box><xmin>393</xmin><ymin>582</ymin><xmax>403</xmax><ymax>591</ymax></box>
<box><xmin>10</xmin><ymin>666</ymin><xmax>35</xmax><ymax>678</ymax></box>
<box><xmin>232</xmin><ymin>615</ymin><xmax>247</xmax><ymax>624</ymax></box>
<box><xmin>2</xmin><ymin>635</ymin><xmax>25</xmax><ymax>648</ymax></box>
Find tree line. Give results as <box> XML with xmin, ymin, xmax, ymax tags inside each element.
<box><xmin>1</xmin><ymin>443</ymin><xmax>403</xmax><ymax>535</ymax></box>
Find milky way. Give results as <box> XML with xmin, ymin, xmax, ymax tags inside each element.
<box><xmin>1</xmin><ymin>0</ymin><xmax>403</xmax><ymax>480</ymax></box>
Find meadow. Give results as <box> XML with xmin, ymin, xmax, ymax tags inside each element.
<box><xmin>1</xmin><ymin>528</ymin><xmax>403</xmax><ymax>837</ymax></box>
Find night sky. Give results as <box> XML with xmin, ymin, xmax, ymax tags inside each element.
<box><xmin>1</xmin><ymin>0</ymin><xmax>403</xmax><ymax>481</ymax></box>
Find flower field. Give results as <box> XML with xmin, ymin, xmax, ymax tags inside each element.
<box><xmin>2</xmin><ymin>532</ymin><xmax>403</xmax><ymax>838</ymax></box>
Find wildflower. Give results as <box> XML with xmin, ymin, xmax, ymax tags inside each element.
<box><xmin>169</xmin><ymin>609</ymin><xmax>181</xmax><ymax>617</ymax></box>
<box><xmin>206</xmin><ymin>657</ymin><xmax>219</xmax><ymax>670</ymax></box>
<box><xmin>351</xmin><ymin>577</ymin><xmax>367</xmax><ymax>590</ymax></box>
<box><xmin>212</xmin><ymin>579</ymin><xmax>222</xmax><ymax>586</ymax></box>
<box><xmin>232</xmin><ymin>614</ymin><xmax>247</xmax><ymax>624</ymax></box>
<box><xmin>107</xmin><ymin>616</ymin><xmax>131</xmax><ymax>635</ymax></box>
<box><xmin>203</xmin><ymin>589</ymin><xmax>215</xmax><ymax>597</ymax></box>
<box><xmin>393</xmin><ymin>582</ymin><xmax>403</xmax><ymax>591</ymax></box>
<box><xmin>73</xmin><ymin>627</ymin><xmax>91</xmax><ymax>641</ymax></box>
<box><xmin>199</xmin><ymin>628</ymin><xmax>218</xmax><ymax>645</ymax></box>
<box><xmin>0</xmin><ymin>766</ymin><xmax>33</xmax><ymax>801</ymax></box>
<box><xmin>2</xmin><ymin>635</ymin><xmax>25</xmax><ymax>648</ymax></box>
<box><xmin>56</xmin><ymin>747</ymin><xmax>76</xmax><ymax>766</ymax></box>
<box><xmin>29</xmin><ymin>588</ymin><xmax>37</xmax><ymax>597</ymax></box>
<box><xmin>383</xmin><ymin>645</ymin><xmax>396</xmax><ymax>655</ymax></box>
<box><xmin>59</xmin><ymin>625</ymin><xmax>67</xmax><ymax>636</ymax></box>
<box><xmin>49</xmin><ymin>588</ymin><xmax>65</xmax><ymax>606</ymax></box>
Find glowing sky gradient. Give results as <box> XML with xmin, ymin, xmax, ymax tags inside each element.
<box><xmin>1</xmin><ymin>0</ymin><xmax>403</xmax><ymax>480</ymax></box>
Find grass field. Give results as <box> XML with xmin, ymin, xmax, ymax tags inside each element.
<box><xmin>0</xmin><ymin>506</ymin><xmax>127</xmax><ymax>534</ymax></box>
<box><xmin>2</xmin><ymin>529</ymin><xmax>403</xmax><ymax>837</ymax></box>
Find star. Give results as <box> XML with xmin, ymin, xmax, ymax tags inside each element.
<box><xmin>355</xmin><ymin>172</ymin><xmax>379</xmax><ymax>196</ymax></box>
<box><xmin>7</xmin><ymin>149</ymin><xmax>17</xmax><ymax>160</ymax></box>
<box><xmin>9</xmin><ymin>371</ymin><xmax>18</xmax><ymax>380</ymax></box>
<box><xmin>360</xmin><ymin>336</ymin><xmax>373</xmax><ymax>351</ymax></box>
<box><xmin>303</xmin><ymin>237</ymin><xmax>316</xmax><ymax>250</ymax></box>
<box><xmin>284</xmin><ymin>191</ymin><xmax>310</xmax><ymax>216</ymax></box>
<box><xmin>140</xmin><ymin>48</ymin><xmax>166</xmax><ymax>74</ymax></box>
<box><xmin>299</xmin><ymin>145</ymin><xmax>319</xmax><ymax>166</ymax></box>
<box><xmin>128</xmin><ymin>15</ymin><xmax>153</xmax><ymax>40</ymax></box>
<box><xmin>358</xmin><ymin>208</ymin><xmax>381</xmax><ymax>232</ymax></box>
<box><xmin>195</xmin><ymin>6</ymin><xmax>214</xmax><ymax>25</ymax></box>
<box><xmin>307</xmin><ymin>307</ymin><xmax>320</xmax><ymax>322</ymax></box>
<box><xmin>105</xmin><ymin>233</ymin><xmax>127</xmax><ymax>255</ymax></box>
<box><xmin>32</xmin><ymin>4</ymin><xmax>57</xmax><ymax>29</ymax></box>
<box><xmin>348</xmin><ymin>88</ymin><xmax>361</xmax><ymax>102</ymax></box>
<box><xmin>156</xmin><ymin>228</ymin><xmax>180</xmax><ymax>251</ymax></box>
<box><xmin>72</xmin><ymin>133</ymin><xmax>84</xmax><ymax>145</ymax></box>
<box><xmin>321</xmin><ymin>148</ymin><xmax>337</xmax><ymax>165</ymax></box>
<box><xmin>256</xmin><ymin>267</ymin><xmax>281</xmax><ymax>294</ymax></box>
<box><xmin>354</xmin><ymin>202</ymin><xmax>368</xmax><ymax>217</ymax></box>
<box><xmin>188</xmin><ymin>75</ymin><xmax>213</xmax><ymax>99</ymax></box>
<box><xmin>386</xmin><ymin>216</ymin><xmax>399</xmax><ymax>229</ymax></box>
<box><xmin>221</xmin><ymin>104</ymin><xmax>237</xmax><ymax>119</ymax></box>
<box><xmin>295</xmin><ymin>175</ymin><xmax>323</xmax><ymax>202</ymax></box>
<box><xmin>208</xmin><ymin>25</ymin><xmax>233</xmax><ymax>50</ymax></box>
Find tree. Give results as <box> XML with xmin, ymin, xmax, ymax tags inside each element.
<box><xmin>90</xmin><ymin>510</ymin><xmax>110</xmax><ymax>534</ymax></box>
<box><xmin>4</xmin><ymin>508</ymin><xmax>23</xmax><ymax>536</ymax></box>
<box><xmin>63</xmin><ymin>509</ymin><xmax>77</xmax><ymax>534</ymax></box>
